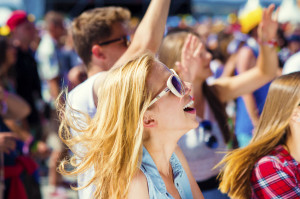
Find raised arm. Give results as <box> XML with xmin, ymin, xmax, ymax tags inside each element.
<box><xmin>1</xmin><ymin>89</ymin><xmax>31</xmax><ymax>120</ymax></box>
<box><xmin>213</xmin><ymin>4</ymin><xmax>279</xmax><ymax>102</ymax></box>
<box><xmin>113</xmin><ymin>0</ymin><xmax>171</xmax><ymax>67</ymax></box>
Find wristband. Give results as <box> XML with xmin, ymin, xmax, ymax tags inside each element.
<box><xmin>259</xmin><ymin>39</ymin><xmax>278</xmax><ymax>48</ymax></box>
<box><xmin>265</xmin><ymin>39</ymin><xmax>278</xmax><ymax>48</ymax></box>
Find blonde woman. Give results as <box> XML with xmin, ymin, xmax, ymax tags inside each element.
<box><xmin>218</xmin><ymin>72</ymin><xmax>300</xmax><ymax>198</ymax></box>
<box><xmin>58</xmin><ymin>54</ymin><xmax>204</xmax><ymax>199</ymax></box>
<box><xmin>158</xmin><ymin>4</ymin><xmax>278</xmax><ymax>199</ymax></box>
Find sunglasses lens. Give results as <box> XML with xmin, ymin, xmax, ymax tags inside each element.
<box><xmin>171</xmin><ymin>76</ymin><xmax>183</xmax><ymax>95</ymax></box>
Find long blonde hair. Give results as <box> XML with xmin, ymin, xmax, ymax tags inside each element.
<box><xmin>218</xmin><ymin>72</ymin><xmax>300</xmax><ymax>199</ymax></box>
<box><xmin>57</xmin><ymin>54</ymin><xmax>154</xmax><ymax>198</ymax></box>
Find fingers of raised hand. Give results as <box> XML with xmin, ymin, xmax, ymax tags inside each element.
<box><xmin>190</xmin><ymin>35</ymin><xmax>197</xmax><ymax>51</ymax></box>
<box><xmin>182</xmin><ymin>34</ymin><xmax>193</xmax><ymax>56</ymax></box>
<box><xmin>273</xmin><ymin>7</ymin><xmax>280</xmax><ymax>22</ymax></box>
<box><xmin>266</xmin><ymin>4</ymin><xmax>275</xmax><ymax>19</ymax></box>
<box><xmin>194</xmin><ymin>42</ymin><xmax>203</xmax><ymax>57</ymax></box>
<box><xmin>262</xmin><ymin>4</ymin><xmax>275</xmax><ymax>24</ymax></box>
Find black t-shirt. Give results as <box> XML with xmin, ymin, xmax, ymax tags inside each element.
<box><xmin>14</xmin><ymin>47</ymin><xmax>42</xmax><ymax>125</ymax></box>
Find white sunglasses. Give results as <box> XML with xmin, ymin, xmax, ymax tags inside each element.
<box><xmin>148</xmin><ymin>69</ymin><xmax>185</xmax><ymax>107</ymax></box>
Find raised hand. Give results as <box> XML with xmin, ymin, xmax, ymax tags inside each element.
<box><xmin>179</xmin><ymin>34</ymin><xmax>206</xmax><ymax>82</ymax></box>
<box><xmin>258</xmin><ymin>4</ymin><xmax>279</xmax><ymax>42</ymax></box>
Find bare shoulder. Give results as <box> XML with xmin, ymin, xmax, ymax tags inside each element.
<box><xmin>128</xmin><ymin>169</ymin><xmax>149</xmax><ymax>199</ymax></box>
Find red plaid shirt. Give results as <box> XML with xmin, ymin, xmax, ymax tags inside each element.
<box><xmin>251</xmin><ymin>145</ymin><xmax>300</xmax><ymax>199</ymax></box>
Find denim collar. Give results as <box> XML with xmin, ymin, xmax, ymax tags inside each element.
<box><xmin>141</xmin><ymin>146</ymin><xmax>184</xmax><ymax>195</ymax></box>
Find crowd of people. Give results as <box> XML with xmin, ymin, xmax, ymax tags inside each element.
<box><xmin>0</xmin><ymin>0</ymin><xmax>300</xmax><ymax>198</ymax></box>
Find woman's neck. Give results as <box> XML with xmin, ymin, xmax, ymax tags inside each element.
<box><xmin>286</xmin><ymin>124</ymin><xmax>300</xmax><ymax>162</ymax></box>
<box><xmin>143</xmin><ymin>141</ymin><xmax>175</xmax><ymax>177</ymax></box>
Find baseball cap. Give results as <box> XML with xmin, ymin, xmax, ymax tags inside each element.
<box><xmin>6</xmin><ymin>10</ymin><xmax>29</xmax><ymax>31</ymax></box>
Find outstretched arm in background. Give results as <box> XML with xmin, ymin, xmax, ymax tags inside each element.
<box><xmin>0</xmin><ymin>88</ymin><xmax>31</xmax><ymax>120</ymax></box>
<box><xmin>212</xmin><ymin>4</ymin><xmax>279</xmax><ymax>103</ymax></box>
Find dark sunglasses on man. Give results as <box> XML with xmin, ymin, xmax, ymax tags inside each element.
<box><xmin>98</xmin><ymin>35</ymin><xmax>131</xmax><ymax>47</ymax></box>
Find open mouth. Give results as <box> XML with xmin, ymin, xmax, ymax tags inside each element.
<box><xmin>183</xmin><ymin>100</ymin><xmax>196</xmax><ymax>113</ymax></box>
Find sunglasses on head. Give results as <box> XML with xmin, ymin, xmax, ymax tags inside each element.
<box><xmin>98</xmin><ymin>35</ymin><xmax>130</xmax><ymax>47</ymax></box>
<box><xmin>148</xmin><ymin>69</ymin><xmax>185</xmax><ymax>107</ymax></box>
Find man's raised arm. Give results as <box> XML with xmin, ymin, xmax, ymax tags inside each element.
<box><xmin>114</xmin><ymin>0</ymin><xmax>171</xmax><ymax>67</ymax></box>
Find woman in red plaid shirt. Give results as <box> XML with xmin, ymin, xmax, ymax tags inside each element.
<box><xmin>217</xmin><ymin>72</ymin><xmax>300</xmax><ymax>199</ymax></box>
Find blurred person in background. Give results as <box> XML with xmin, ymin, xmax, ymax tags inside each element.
<box><xmin>5</xmin><ymin>10</ymin><xmax>44</xmax><ymax>149</ymax></box>
<box><xmin>234</xmin><ymin>6</ymin><xmax>278</xmax><ymax>147</ymax></box>
<box><xmin>158</xmin><ymin>4</ymin><xmax>279</xmax><ymax>198</ymax></box>
<box><xmin>35</xmin><ymin>11</ymin><xmax>70</xmax><ymax>196</ymax></box>
<box><xmin>66</xmin><ymin>0</ymin><xmax>171</xmax><ymax>198</ymax></box>
<box><xmin>0</xmin><ymin>35</ymin><xmax>16</xmax><ymax>92</ymax></box>
<box><xmin>0</xmin><ymin>35</ymin><xmax>33</xmax><ymax>142</ymax></box>
<box><xmin>36</xmin><ymin>10</ymin><xmax>67</xmax><ymax>106</ymax></box>
<box><xmin>218</xmin><ymin>72</ymin><xmax>300</xmax><ymax>199</ymax></box>
<box><xmin>0</xmin><ymin>85</ymin><xmax>42</xmax><ymax>199</ymax></box>
<box><xmin>4</xmin><ymin>10</ymin><xmax>46</xmax><ymax>199</ymax></box>
<box><xmin>0</xmin><ymin>35</ymin><xmax>49</xmax><ymax>158</ymax></box>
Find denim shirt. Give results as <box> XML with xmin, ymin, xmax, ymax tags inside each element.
<box><xmin>140</xmin><ymin>147</ymin><xmax>193</xmax><ymax>199</ymax></box>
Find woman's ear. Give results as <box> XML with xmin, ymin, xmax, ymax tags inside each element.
<box><xmin>143</xmin><ymin>112</ymin><xmax>157</xmax><ymax>128</ymax></box>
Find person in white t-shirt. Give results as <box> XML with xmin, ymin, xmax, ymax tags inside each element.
<box><xmin>65</xmin><ymin>1</ymin><xmax>171</xmax><ymax>198</ymax></box>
